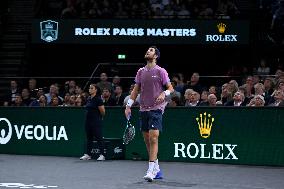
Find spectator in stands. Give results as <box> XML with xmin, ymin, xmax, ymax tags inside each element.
<box><xmin>113</xmin><ymin>85</ymin><xmax>125</xmax><ymax>106</ymax></box>
<box><xmin>49</xmin><ymin>96</ymin><xmax>60</xmax><ymax>106</ymax></box>
<box><xmin>225</xmin><ymin>91</ymin><xmax>246</xmax><ymax>106</ymax></box>
<box><xmin>152</xmin><ymin>7</ymin><xmax>164</xmax><ymax>18</ymax></box>
<box><xmin>252</xmin><ymin>75</ymin><xmax>261</xmax><ymax>86</ymax></box>
<box><xmin>257</xmin><ymin>58</ymin><xmax>271</xmax><ymax>77</ymax></box>
<box><xmin>75</xmin><ymin>95</ymin><xmax>86</xmax><ymax>107</ymax></box>
<box><xmin>268</xmin><ymin>90</ymin><xmax>284</xmax><ymax>106</ymax></box>
<box><xmin>184</xmin><ymin>88</ymin><xmax>194</xmax><ymax>106</ymax></box>
<box><xmin>81</xmin><ymin>92</ymin><xmax>90</xmax><ymax>102</ymax></box>
<box><xmin>69</xmin><ymin>95</ymin><xmax>76</xmax><ymax>106</ymax></box>
<box><xmin>36</xmin><ymin>88</ymin><xmax>45</xmax><ymax>99</ymax></box>
<box><xmin>21</xmin><ymin>88</ymin><xmax>32</xmax><ymax>106</ymax></box>
<box><xmin>263</xmin><ymin>77</ymin><xmax>275</xmax><ymax>96</ymax></box>
<box><xmin>111</xmin><ymin>75</ymin><xmax>121</xmax><ymax>92</ymax></box>
<box><xmin>277</xmin><ymin>80</ymin><xmax>284</xmax><ymax>92</ymax></box>
<box><xmin>245</xmin><ymin>76</ymin><xmax>254</xmax><ymax>96</ymax></box>
<box><xmin>45</xmin><ymin>84</ymin><xmax>63</xmax><ymax>104</ymax></box>
<box><xmin>200</xmin><ymin>90</ymin><xmax>209</xmax><ymax>104</ymax></box>
<box><xmin>198</xmin><ymin>1</ymin><xmax>214</xmax><ymax>19</ymax></box>
<box><xmin>62</xmin><ymin>93</ymin><xmax>71</xmax><ymax>106</ymax></box>
<box><xmin>216</xmin><ymin>0</ymin><xmax>239</xmax><ymax>19</ymax></box>
<box><xmin>208</xmin><ymin>94</ymin><xmax>218</xmax><ymax>106</ymax></box>
<box><xmin>209</xmin><ymin>85</ymin><xmax>218</xmax><ymax>95</ymax></box>
<box><xmin>275</xmin><ymin>69</ymin><xmax>283</xmax><ymax>81</ymax></box>
<box><xmin>80</xmin><ymin>83</ymin><xmax>106</xmax><ymax>161</ymax></box>
<box><xmin>138</xmin><ymin>2</ymin><xmax>151</xmax><ymax>18</ymax></box>
<box><xmin>228</xmin><ymin>80</ymin><xmax>239</xmax><ymax>95</ymax></box>
<box><xmin>171</xmin><ymin>73</ymin><xmax>185</xmax><ymax>93</ymax></box>
<box><xmin>113</xmin><ymin>2</ymin><xmax>128</xmax><ymax>18</ymax></box>
<box><xmin>3</xmin><ymin>80</ymin><xmax>20</xmax><ymax>106</ymax></box>
<box><xmin>10</xmin><ymin>93</ymin><xmax>24</xmax><ymax>106</ymax></box>
<box><xmin>28</xmin><ymin>78</ymin><xmax>37</xmax><ymax>99</ymax></box>
<box><xmin>150</xmin><ymin>0</ymin><xmax>164</xmax><ymax>13</ymax></box>
<box><xmin>168</xmin><ymin>96</ymin><xmax>181</xmax><ymax>107</ymax></box>
<box><xmin>219</xmin><ymin>83</ymin><xmax>232</xmax><ymax>105</ymax></box>
<box><xmin>183</xmin><ymin>72</ymin><xmax>203</xmax><ymax>95</ymax></box>
<box><xmin>170</xmin><ymin>81</ymin><xmax>181</xmax><ymax>99</ymax></box>
<box><xmin>247</xmin><ymin>95</ymin><xmax>265</xmax><ymax>106</ymax></box>
<box><xmin>163</xmin><ymin>4</ymin><xmax>175</xmax><ymax>18</ymax></box>
<box><xmin>67</xmin><ymin>80</ymin><xmax>76</xmax><ymax>95</ymax></box>
<box><xmin>61</xmin><ymin>0</ymin><xmax>77</xmax><ymax>18</ymax></box>
<box><xmin>200</xmin><ymin>93</ymin><xmax>218</xmax><ymax>106</ymax></box>
<box><xmin>177</xmin><ymin>3</ymin><xmax>190</xmax><ymax>18</ymax></box>
<box><xmin>101</xmin><ymin>88</ymin><xmax>116</xmax><ymax>106</ymax></box>
<box><xmin>30</xmin><ymin>94</ymin><xmax>48</xmax><ymax>107</ymax></box>
<box><xmin>238</xmin><ymin>85</ymin><xmax>250</xmax><ymax>105</ymax></box>
<box><xmin>254</xmin><ymin>82</ymin><xmax>271</xmax><ymax>104</ymax></box>
<box><xmin>187</xmin><ymin>91</ymin><xmax>201</xmax><ymax>107</ymax></box>
<box><xmin>96</xmin><ymin>72</ymin><xmax>112</xmax><ymax>92</ymax></box>
<box><xmin>75</xmin><ymin>85</ymin><xmax>83</xmax><ymax>96</ymax></box>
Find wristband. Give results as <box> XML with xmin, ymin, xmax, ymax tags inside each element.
<box><xmin>126</xmin><ymin>99</ymin><xmax>134</xmax><ymax>107</ymax></box>
<box><xmin>164</xmin><ymin>90</ymin><xmax>171</xmax><ymax>96</ymax></box>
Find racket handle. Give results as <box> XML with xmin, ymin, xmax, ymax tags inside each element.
<box><xmin>127</xmin><ymin>114</ymin><xmax>131</xmax><ymax>120</ymax></box>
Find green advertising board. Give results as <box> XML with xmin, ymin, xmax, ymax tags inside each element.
<box><xmin>126</xmin><ymin>107</ymin><xmax>284</xmax><ymax>166</ymax></box>
<box><xmin>0</xmin><ymin>107</ymin><xmax>284</xmax><ymax>166</ymax></box>
<box><xmin>0</xmin><ymin>107</ymin><xmax>86</xmax><ymax>156</ymax></box>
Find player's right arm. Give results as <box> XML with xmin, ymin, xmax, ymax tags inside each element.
<box><xmin>125</xmin><ymin>84</ymin><xmax>140</xmax><ymax>119</ymax></box>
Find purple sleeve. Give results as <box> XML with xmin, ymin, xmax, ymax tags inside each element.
<box><xmin>135</xmin><ymin>68</ymin><xmax>142</xmax><ymax>84</ymax></box>
<box><xmin>160</xmin><ymin>68</ymin><xmax>170</xmax><ymax>85</ymax></box>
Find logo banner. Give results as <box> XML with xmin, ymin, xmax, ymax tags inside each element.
<box><xmin>32</xmin><ymin>19</ymin><xmax>250</xmax><ymax>44</ymax></box>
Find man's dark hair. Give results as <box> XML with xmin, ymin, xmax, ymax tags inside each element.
<box><xmin>150</xmin><ymin>46</ymin><xmax>160</xmax><ymax>60</ymax></box>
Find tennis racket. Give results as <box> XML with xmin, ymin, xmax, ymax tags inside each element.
<box><xmin>123</xmin><ymin>115</ymin><xmax>135</xmax><ymax>145</ymax></box>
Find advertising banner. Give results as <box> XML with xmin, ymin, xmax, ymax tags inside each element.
<box><xmin>0</xmin><ymin>107</ymin><xmax>85</xmax><ymax>156</ymax></box>
<box><xmin>1</xmin><ymin>107</ymin><xmax>283</xmax><ymax>166</ymax></box>
<box><xmin>125</xmin><ymin>107</ymin><xmax>284</xmax><ymax>166</ymax></box>
<box><xmin>32</xmin><ymin>19</ymin><xmax>250</xmax><ymax>44</ymax></box>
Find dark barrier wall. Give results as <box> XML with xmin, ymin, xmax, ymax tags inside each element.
<box><xmin>0</xmin><ymin>107</ymin><xmax>284</xmax><ymax>166</ymax></box>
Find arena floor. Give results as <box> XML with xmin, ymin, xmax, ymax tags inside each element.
<box><xmin>1</xmin><ymin>154</ymin><xmax>283</xmax><ymax>189</ymax></box>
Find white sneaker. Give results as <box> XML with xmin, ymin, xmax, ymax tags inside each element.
<box><xmin>97</xmin><ymin>154</ymin><xmax>105</xmax><ymax>161</ymax></box>
<box><xmin>154</xmin><ymin>161</ymin><xmax>160</xmax><ymax>172</ymax></box>
<box><xmin>80</xmin><ymin>154</ymin><xmax>91</xmax><ymax>160</ymax></box>
<box><xmin>153</xmin><ymin>165</ymin><xmax>160</xmax><ymax>176</ymax></box>
<box><xmin>143</xmin><ymin>170</ymin><xmax>156</xmax><ymax>182</ymax></box>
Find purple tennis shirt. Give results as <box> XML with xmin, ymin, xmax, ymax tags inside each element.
<box><xmin>135</xmin><ymin>65</ymin><xmax>170</xmax><ymax>112</ymax></box>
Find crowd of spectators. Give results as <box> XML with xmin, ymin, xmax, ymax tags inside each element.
<box><xmin>2</xmin><ymin>63</ymin><xmax>284</xmax><ymax>107</ymax></box>
<box><xmin>1</xmin><ymin>0</ymin><xmax>283</xmax><ymax>107</ymax></box>
<box><xmin>34</xmin><ymin>0</ymin><xmax>240</xmax><ymax>19</ymax></box>
<box><xmin>33</xmin><ymin>0</ymin><xmax>283</xmax><ymax>44</ymax></box>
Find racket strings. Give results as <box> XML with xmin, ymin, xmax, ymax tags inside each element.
<box><xmin>123</xmin><ymin>121</ymin><xmax>135</xmax><ymax>144</ymax></box>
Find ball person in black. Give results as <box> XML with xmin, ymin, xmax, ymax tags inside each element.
<box><xmin>80</xmin><ymin>83</ymin><xmax>106</xmax><ymax>161</ymax></box>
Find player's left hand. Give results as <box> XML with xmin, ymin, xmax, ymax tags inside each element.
<box><xmin>156</xmin><ymin>92</ymin><xmax>165</xmax><ymax>103</ymax></box>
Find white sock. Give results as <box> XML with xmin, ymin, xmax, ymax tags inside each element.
<box><xmin>154</xmin><ymin>159</ymin><xmax>159</xmax><ymax>165</ymax></box>
<box><xmin>154</xmin><ymin>159</ymin><xmax>160</xmax><ymax>171</ymax></box>
<box><xmin>148</xmin><ymin>161</ymin><xmax>155</xmax><ymax>172</ymax></box>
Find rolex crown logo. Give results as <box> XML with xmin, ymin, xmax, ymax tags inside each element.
<box><xmin>196</xmin><ymin>112</ymin><xmax>215</xmax><ymax>138</ymax></box>
<box><xmin>217</xmin><ymin>23</ymin><xmax>226</xmax><ymax>34</ymax></box>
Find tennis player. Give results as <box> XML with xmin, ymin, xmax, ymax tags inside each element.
<box><xmin>125</xmin><ymin>46</ymin><xmax>174</xmax><ymax>182</ymax></box>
